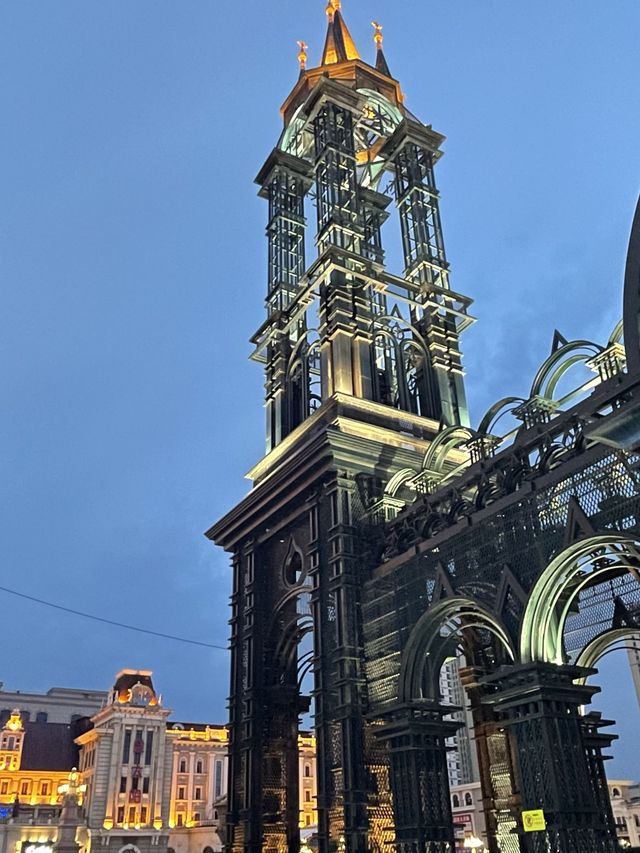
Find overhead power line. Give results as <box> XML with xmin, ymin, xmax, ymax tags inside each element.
<box><xmin>0</xmin><ymin>584</ymin><xmax>227</xmax><ymax>651</ymax></box>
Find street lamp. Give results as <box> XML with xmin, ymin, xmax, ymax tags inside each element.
<box><xmin>463</xmin><ymin>837</ymin><xmax>485</xmax><ymax>851</ymax></box>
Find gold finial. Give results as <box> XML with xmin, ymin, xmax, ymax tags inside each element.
<box><xmin>333</xmin><ymin>0</ymin><xmax>342</xmax><ymax>8</ymax></box>
<box><xmin>372</xmin><ymin>21</ymin><xmax>383</xmax><ymax>49</ymax></box>
<box><xmin>297</xmin><ymin>40</ymin><xmax>308</xmax><ymax>70</ymax></box>
<box><xmin>325</xmin><ymin>1</ymin><xmax>335</xmax><ymax>22</ymax></box>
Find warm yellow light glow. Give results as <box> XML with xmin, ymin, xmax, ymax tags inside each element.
<box><xmin>6</xmin><ymin>711</ymin><xmax>23</xmax><ymax>732</ymax></box>
<box><xmin>297</xmin><ymin>41</ymin><xmax>308</xmax><ymax>71</ymax></box>
<box><xmin>103</xmin><ymin>819</ymin><xmax>113</xmax><ymax>830</ymax></box>
<box><xmin>153</xmin><ymin>819</ymin><xmax>163</xmax><ymax>830</ymax></box>
<box><xmin>371</xmin><ymin>21</ymin><xmax>383</xmax><ymax>48</ymax></box>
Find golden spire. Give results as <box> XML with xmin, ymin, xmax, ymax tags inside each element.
<box><xmin>321</xmin><ymin>0</ymin><xmax>360</xmax><ymax>66</ymax></box>
<box><xmin>372</xmin><ymin>21</ymin><xmax>383</xmax><ymax>49</ymax></box>
<box><xmin>297</xmin><ymin>40</ymin><xmax>308</xmax><ymax>71</ymax></box>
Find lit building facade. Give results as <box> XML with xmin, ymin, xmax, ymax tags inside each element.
<box><xmin>298</xmin><ymin>733</ymin><xmax>317</xmax><ymax>834</ymax></box>
<box><xmin>608</xmin><ymin>781</ymin><xmax>640</xmax><ymax>849</ymax></box>
<box><xmin>76</xmin><ymin>670</ymin><xmax>172</xmax><ymax>853</ymax></box>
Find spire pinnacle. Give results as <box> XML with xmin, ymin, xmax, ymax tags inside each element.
<box><xmin>321</xmin><ymin>0</ymin><xmax>360</xmax><ymax>66</ymax></box>
<box><xmin>297</xmin><ymin>40</ymin><xmax>308</xmax><ymax>71</ymax></box>
<box><xmin>371</xmin><ymin>19</ymin><xmax>392</xmax><ymax>77</ymax></box>
<box><xmin>372</xmin><ymin>21</ymin><xmax>383</xmax><ymax>49</ymax></box>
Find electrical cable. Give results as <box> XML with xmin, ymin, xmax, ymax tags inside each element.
<box><xmin>0</xmin><ymin>584</ymin><xmax>227</xmax><ymax>651</ymax></box>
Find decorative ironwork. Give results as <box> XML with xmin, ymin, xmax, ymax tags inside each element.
<box><xmin>209</xmin><ymin>5</ymin><xmax>640</xmax><ymax>853</ymax></box>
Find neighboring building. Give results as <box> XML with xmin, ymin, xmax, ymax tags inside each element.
<box><xmin>298</xmin><ymin>732</ymin><xmax>317</xmax><ymax>834</ymax></box>
<box><xmin>76</xmin><ymin>670</ymin><xmax>172</xmax><ymax>853</ymax></box>
<box><xmin>166</xmin><ymin>721</ymin><xmax>228</xmax><ymax>853</ymax></box>
<box><xmin>608</xmin><ymin>780</ymin><xmax>640</xmax><ymax>848</ymax></box>
<box><xmin>449</xmin><ymin>782</ymin><xmax>487</xmax><ymax>853</ymax></box>
<box><xmin>0</xmin><ymin>687</ymin><xmax>106</xmax><ymax>726</ymax></box>
<box><xmin>627</xmin><ymin>637</ymin><xmax>640</xmax><ymax>711</ymax></box>
<box><xmin>0</xmin><ymin>710</ymin><xmax>88</xmax><ymax>853</ymax></box>
<box><xmin>439</xmin><ymin>657</ymin><xmax>479</xmax><ymax>788</ymax></box>
<box><xmin>0</xmin><ymin>710</ymin><xmax>81</xmax><ymax>807</ymax></box>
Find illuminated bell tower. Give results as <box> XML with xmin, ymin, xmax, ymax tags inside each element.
<box><xmin>209</xmin><ymin>4</ymin><xmax>474</xmax><ymax>853</ymax></box>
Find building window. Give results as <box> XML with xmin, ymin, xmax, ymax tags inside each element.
<box><xmin>35</xmin><ymin>712</ymin><xmax>48</xmax><ymax>723</ymax></box>
<box><xmin>0</xmin><ymin>781</ymin><xmax>8</xmax><ymax>795</ymax></box>
<box><xmin>176</xmin><ymin>814</ymin><xmax>184</xmax><ymax>827</ymax></box>
<box><xmin>123</xmin><ymin>730</ymin><xmax>132</xmax><ymax>764</ymax></box>
<box><xmin>612</xmin><ymin>788</ymin><xmax>621</xmax><ymax>798</ymax></box>
<box><xmin>193</xmin><ymin>812</ymin><xmax>201</xmax><ymax>823</ymax></box>
<box><xmin>305</xmin><ymin>791</ymin><xmax>311</xmax><ymax>803</ymax></box>
<box><xmin>21</xmin><ymin>712</ymin><xmax>30</xmax><ymax>723</ymax></box>
<box><xmin>120</xmin><ymin>776</ymin><xmax>127</xmax><ymax>794</ymax></box>
<box><xmin>464</xmin><ymin>792</ymin><xmax>473</xmax><ymax>806</ymax></box>
<box><xmin>214</xmin><ymin>760</ymin><xmax>223</xmax><ymax>798</ymax></box>
<box><xmin>214</xmin><ymin>810</ymin><xmax>218</xmax><ymax>821</ymax></box>
<box><xmin>452</xmin><ymin>794</ymin><xmax>460</xmax><ymax>808</ymax></box>
<box><xmin>195</xmin><ymin>759</ymin><xmax>203</xmax><ymax>774</ymax></box>
<box><xmin>20</xmin><ymin>781</ymin><xmax>30</xmax><ymax>796</ymax></box>
<box><xmin>194</xmin><ymin>786</ymin><xmax>202</xmax><ymax>801</ymax></box>
<box><xmin>178</xmin><ymin>786</ymin><xmax>186</xmax><ymax>800</ymax></box>
<box><xmin>179</xmin><ymin>758</ymin><xmax>187</xmax><ymax>774</ymax></box>
<box><xmin>144</xmin><ymin>731</ymin><xmax>153</xmax><ymax>766</ymax></box>
<box><xmin>117</xmin><ymin>806</ymin><xmax>125</xmax><ymax>824</ymax></box>
<box><xmin>304</xmin><ymin>764</ymin><xmax>311</xmax><ymax>778</ymax></box>
<box><xmin>128</xmin><ymin>806</ymin><xmax>136</xmax><ymax>824</ymax></box>
<box><xmin>305</xmin><ymin>815</ymin><xmax>311</xmax><ymax>826</ymax></box>
<box><xmin>132</xmin><ymin>776</ymin><xmax>139</xmax><ymax>791</ymax></box>
<box><xmin>143</xmin><ymin>777</ymin><xmax>150</xmax><ymax>794</ymax></box>
<box><xmin>40</xmin><ymin>782</ymin><xmax>49</xmax><ymax>796</ymax></box>
<box><xmin>140</xmin><ymin>806</ymin><xmax>148</xmax><ymax>824</ymax></box>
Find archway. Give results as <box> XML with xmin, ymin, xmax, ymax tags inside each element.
<box><xmin>519</xmin><ymin>534</ymin><xmax>640</xmax><ymax>665</ymax></box>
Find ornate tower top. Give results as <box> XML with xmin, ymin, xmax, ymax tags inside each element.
<box><xmin>250</xmin><ymin>2</ymin><xmax>474</xmax><ymax>459</ymax></box>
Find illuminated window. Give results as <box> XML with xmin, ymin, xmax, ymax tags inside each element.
<box><xmin>0</xmin><ymin>781</ymin><xmax>8</xmax><ymax>795</ymax></box>
<box><xmin>117</xmin><ymin>806</ymin><xmax>125</xmax><ymax>824</ymax></box>
<box><xmin>128</xmin><ymin>806</ymin><xmax>136</xmax><ymax>824</ymax></box>
<box><xmin>140</xmin><ymin>806</ymin><xmax>148</xmax><ymax>824</ymax></box>
<box><xmin>176</xmin><ymin>814</ymin><xmax>184</xmax><ymax>827</ymax></box>
<box><xmin>40</xmin><ymin>782</ymin><xmax>49</xmax><ymax>796</ymax></box>
<box><xmin>20</xmin><ymin>781</ymin><xmax>30</xmax><ymax>796</ymax></box>
<box><xmin>305</xmin><ymin>815</ymin><xmax>310</xmax><ymax>826</ymax></box>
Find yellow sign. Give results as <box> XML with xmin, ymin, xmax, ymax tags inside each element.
<box><xmin>522</xmin><ymin>809</ymin><xmax>546</xmax><ymax>832</ymax></box>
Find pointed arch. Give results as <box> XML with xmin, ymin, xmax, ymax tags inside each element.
<box><xmin>384</xmin><ymin>468</ymin><xmax>418</xmax><ymax>498</ymax></box>
<box><xmin>477</xmin><ymin>397</ymin><xmax>525</xmax><ymax>437</ymax></box>
<box><xmin>529</xmin><ymin>339</ymin><xmax>603</xmax><ymax>400</ymax></box>
<box><xmin>422</xmin><ymin>426</ymin><xmax>475</xmax><ymax>477</ymax></box>
<box><xmin>574</xmin><ymin>628</ymin><xmax>640</xmax><ymax>684</ymax></box>
<box><xmin>520</xmin><ymin>534</ymin><xmax>640</xmax><ymax>664</ymax></box>
<box><xmin>398</xmin><ymin>597</ymin><xmax>515</xmax><ymax>703</ymax></box>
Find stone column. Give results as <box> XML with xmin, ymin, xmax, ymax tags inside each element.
<box><xmin>378</xmin><ymin>702</ymin><xmax>460</xmax><ymax>853</ymax></box>
<box><xmin>481</xmin><ymin>662</ymin><xmax>619</xmax><ymax>853</ymax></box>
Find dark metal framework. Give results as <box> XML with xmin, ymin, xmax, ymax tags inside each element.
<box><xmin>208</xmin><ymin>9</ymin><xmax>640</xmax><ymax>853</ymax></box>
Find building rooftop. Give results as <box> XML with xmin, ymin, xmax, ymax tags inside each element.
<box><xmin>21</xmin><ymin>722</ymin><xmax>79</xmax><ymax>772</ymax></box>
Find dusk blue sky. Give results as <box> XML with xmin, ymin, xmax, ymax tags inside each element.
<box><xmin>2</xmin><ymin>1</ymin><xmax>640</xmax><ymax>776</ymax></box>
